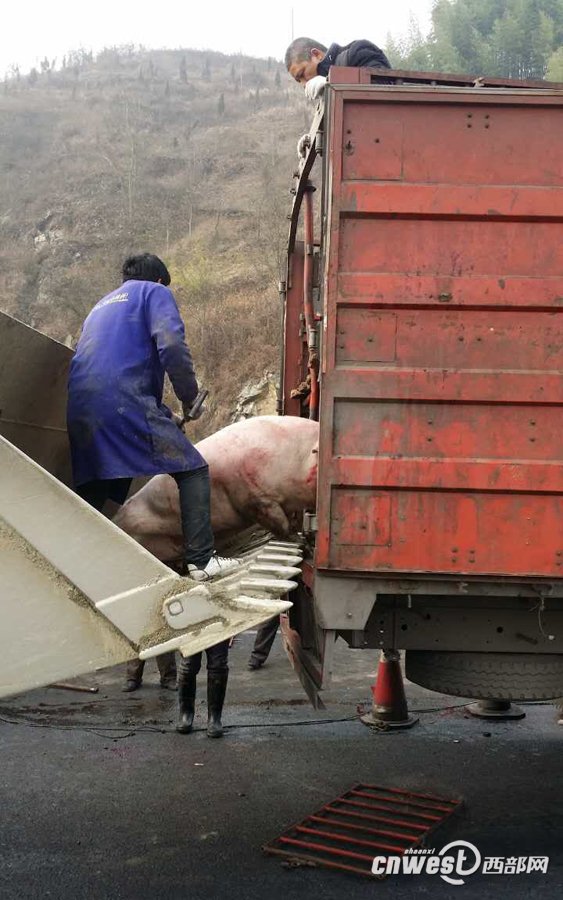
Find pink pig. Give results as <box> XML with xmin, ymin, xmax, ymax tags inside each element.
<box><xmin>113</xmin><ymin>415</ymin><xmax>319</xmax><ymax>561</ymax></box>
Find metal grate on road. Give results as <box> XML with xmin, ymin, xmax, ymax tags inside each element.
<box><xmin>263</xmin><ymin>783</ymin><xmax>462</xmax><ymax>878</ymax></box>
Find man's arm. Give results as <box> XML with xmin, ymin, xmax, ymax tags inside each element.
<box><xmin>145</xmin><ymin>285</ymin><xmax>199</xmax><ymax>407</ymax></box>
<box><xmin>345</xmin><ymin>40</ymin><xmax>391</xmax><ymax>70</ymax></box>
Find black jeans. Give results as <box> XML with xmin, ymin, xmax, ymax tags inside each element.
<box><xmin>249</xmin><ymin>616</ymin><xmax>279</xmax><ymax>665</ymax></box>
<box><xmin>178</xmin><ymin>640</ymin><xmax>230</xmax><ymax>679</ymax></box>
<box><xmin>126</xmin><ymin>652</ymin><xmax>177</xmax><ymax>684</ymax></box>
<box><xmin>77</xmin><ymin>477</ymin><xmax>132</xmax><ymax>509</ymax></box>
<box><xmin>77</xmin><ymin>466</ymin><xmax>214</xmax><ymax>568</ymax></box>
<box><xmin>173</xmin><ymin>467</ymin><xmax>214</xmax><ymax>569</ymax></box>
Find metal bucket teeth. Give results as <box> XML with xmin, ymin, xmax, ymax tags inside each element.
<box><xmin>248</xmin><ymin>563</ymin><xmax>301</xmax><ymax>578</ymax></box>
<box><xmin>267</xmin><ymin>541</ymin><xmax>304</xmax><ymax>551</ymax></box>
<box><xmin>226</xmin><ymin>595</ymin><xmax>293</xmax><ymax>613</ymax></box>
<box><xmin>257</xmin><ymin>553</ymin><xmax>303</xmax><ymax>567</ymax></box>
<box><xmin>239</xmin><ymin>577</ymin><xmax>298</xmax><ymax>595</ymax></box>
<box><xmin>140</xmin><ymin>533</ymin><xmax>305</xmax><ymax>660</ymax></box>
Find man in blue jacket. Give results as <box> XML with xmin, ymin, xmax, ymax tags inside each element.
<box><xmin>67</xmin><ymin>253</ymin><xmax>240</xmax><ymax>584</ymax></box>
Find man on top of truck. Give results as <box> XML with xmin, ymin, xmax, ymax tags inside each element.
<box><xmin>285</xmin><ymin>37</ymin><xmax>391</xmax><ymax>156</ymax></box>
<box><xmin>285</xmin><ymin>36</ymin><xmax>391</xmax><ymax>101</ymax></box>
<box><xmin>67</xmin><ymin>252</ymin><xmax>240</xmax><ymax>582</ymax></box>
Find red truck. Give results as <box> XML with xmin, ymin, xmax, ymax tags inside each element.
<box><xmin>281</xmin><ymin>66</ymin><xmax>563</xmax><ymax>710</ymax></box>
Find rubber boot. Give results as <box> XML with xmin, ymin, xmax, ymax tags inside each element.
<box><xmin>176</xmin><ymin>672</ymin><xmax>197</xmax><ymax>734</ymax></box>
<box><xmin>207</xmin><ymin>672</ymin><xmax>228</xmax><ymax>738</ymax></box>
<box><xmin>158</xmin><ymin>651</ymin><xmax>178</xmax><ymax>691</ymax></box>
<box><xmin>123</xmin><ymin>658</ymin><xmax>144</xmax><ymax>692</ymax></box>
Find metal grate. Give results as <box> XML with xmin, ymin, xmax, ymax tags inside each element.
<box><xmin>263</xmin><ymin>783</ymin><xmax>462</xmax><ymax>878</ymax></box>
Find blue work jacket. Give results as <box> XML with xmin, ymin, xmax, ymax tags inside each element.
<box><xmin>67</xmin><ymin>279</ymin><xmax>205</xmax><ymax>485</ymax></box>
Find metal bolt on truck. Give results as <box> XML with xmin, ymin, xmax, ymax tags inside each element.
<box><xmin>1</xmin><ymin>65</ymin><xmax>562</xmax><ymax>708</ymax></box>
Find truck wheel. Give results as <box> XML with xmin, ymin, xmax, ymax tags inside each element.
<box><xmin>405</xmin><ymin>651</ymin><xmax>563</xmax><ymax>701</ymax></box>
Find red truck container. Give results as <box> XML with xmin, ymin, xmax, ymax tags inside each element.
<box><xmin>281</xmin><ymin>67</ymin><xmax>563</xmax><ymax>707</ymax></box>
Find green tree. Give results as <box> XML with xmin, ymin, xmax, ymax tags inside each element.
<box><xmin>547</xmin><ymin>46</ymin><xmax>563</xmax><ymax>79</ymax></box>
<box><xmin>179</xmin><ymin>55</ymin><xmax>188</xmax><ymax>83</ymax></box>
<box><xmin>217</xmin><ymin>92</ymin><xmax>225</xmax><ymax>115</ymax></box>
<box><xmin>389</xmin><ymin>0</ymin><xmax>563</xmax><ymax>79</ymax></box>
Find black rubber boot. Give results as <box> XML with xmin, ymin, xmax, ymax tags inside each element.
<box><xmin>158</xmin><ymin>651</ymin><xmax>178</xmax><ymax>691</ymax></box>
<box><xmin>176</xmin><ymin>672</ymin><xmax>197</xmax><ymax>734</ymax></box>
<box><xmin>247</xmin><ymin>615</ymin><xmax>279</xmax><ymax>670</ymax></box>
<box><xmin>123</xmin><ymin>657</ymin><xmax>144</xmax><ymax>692</ymax></box>
<box><xmin>207</xmin><ymin>672</ymin><xmax>228</xmax><ymax>738</ymax></box>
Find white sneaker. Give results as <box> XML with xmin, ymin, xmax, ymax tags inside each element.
<box><xmin>187</xmin><ymin>554</ymin><xmax>242</xmax><ymax>582</ymax></box>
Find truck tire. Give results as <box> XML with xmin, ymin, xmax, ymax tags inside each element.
<box><xmin>405</xmin><ymin>651</ymin><xmax>563</xmax><ymax>700</ymax></box>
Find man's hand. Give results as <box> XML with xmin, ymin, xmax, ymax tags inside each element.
<box><xmin>297</xmin><ymin>133</ymin><xmax>310</xmax><ymax>158</ymax></box>
<box><xmin>182</xmin><ymin>388</ymin><xmax>208</xmax><ymax>422</ymax></box>
<box><xmin>173</xmin><ymin>413</ymin><xmax>185</xmax><ymax>431</ymax></box>
<box><xmin>304</xmin><ymin>75</ymin><xmax>326</xmax><ymax>102</ymax></box>
<box><xmin>188</xmin><ymin>405</ymin><xmax>205</xmax><ymax>421</ymax></box>
<box><xmin>182</xmin><ymin>401</ymin><xmax>205</xmax><ymax>422</ymax></box>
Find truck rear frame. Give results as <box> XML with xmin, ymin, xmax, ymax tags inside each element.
<box><xmin>281</xmin><ymin>67</ymin><xmax>563</xmax><ymax>704</ymax></box>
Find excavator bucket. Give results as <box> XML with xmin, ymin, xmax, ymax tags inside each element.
<box><xmin>0</xmin><ymin>312</ymin><xmax>300</xmax><ymax>699</ymax></box>
<box><xmin>0</xmin><ymin>435</ymin><xmax>299</xmax><ymax>698</ymax></box>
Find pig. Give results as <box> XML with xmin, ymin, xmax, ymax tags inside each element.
<box><xmin>113</xmin><ymin>415</ymin><xmax>319</xmax><ymax>561</ymax></box>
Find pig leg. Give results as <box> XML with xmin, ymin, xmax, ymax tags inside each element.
<box><xmin>247</xmin><ymin>497</ymin><xmax>291</xmax><ymax>538</ymax></box>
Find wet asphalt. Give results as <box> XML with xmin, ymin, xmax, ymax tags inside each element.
<box><xmin>0</xmin><ymin>631</ymin><xmax>561</xmax><ymax>900</ymax></box>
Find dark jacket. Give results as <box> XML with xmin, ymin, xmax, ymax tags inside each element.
<box><xmin>317</xmin><ymin>40</ymin><xmax>391</xmax><ymax>77</ymax></box>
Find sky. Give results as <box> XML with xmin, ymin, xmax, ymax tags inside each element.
<box><xmin>0</xmin><ymin>0</ymin><xmax>433</xmax><ymax>75</ymax></box>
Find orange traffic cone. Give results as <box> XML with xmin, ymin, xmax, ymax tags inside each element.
<box><xmin>361</xmin><ymin>649</ymin><xmax>419</xmax><ymax>730</ymax></box>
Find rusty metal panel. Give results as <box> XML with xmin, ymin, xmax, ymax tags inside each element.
<box><xmin>282</xmin><ymin>242</ymin><xmax>308</xmax><ymax>417</ymax></box>
<box><xmin>0</xmin><ymin>311</ymin><xmax>73</xmax><ymax>484</ymax></box>
<box><xmin>338</xmin><ymin>219</ymin><xmax>563</xmax><ymax>277</ymax></box>
<box><xmin>327</xmin><ymin>488</ymin><xmax>560</xmax><ymax>575</ymax></box>
<box><xmin>340</xmin><ymin>99</ymin><xmax>563</xmax><ymax>185</ymax></box>
<box><xmin>317</xmin><ymin>87</ymin><xmax>563</xmax><ymax>579</ymax></box>
<box><xmin>334</xmin><ymin>309</ymin><xmax>561</xmax><ymax>371</ymax></box>
<box><xmin>329</xmin><ymin>65</ymin><xmax>563</xmax><ymax>91</ymax></box>
<box><xmin>334</xmin><ymin>401</ymin><xmax>560</xmax><ymax>461</ymax></box>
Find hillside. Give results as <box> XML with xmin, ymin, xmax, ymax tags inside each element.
<box><xmin>0</xmin><ymin>46</ymin><xmax>309</xmax><ymax>434</ymax></box>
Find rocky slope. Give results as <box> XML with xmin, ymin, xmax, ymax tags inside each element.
<box><xmin>0</xmin><ymin>46</ymin><xmax>308</xmax><ymax>433</ymax></box>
